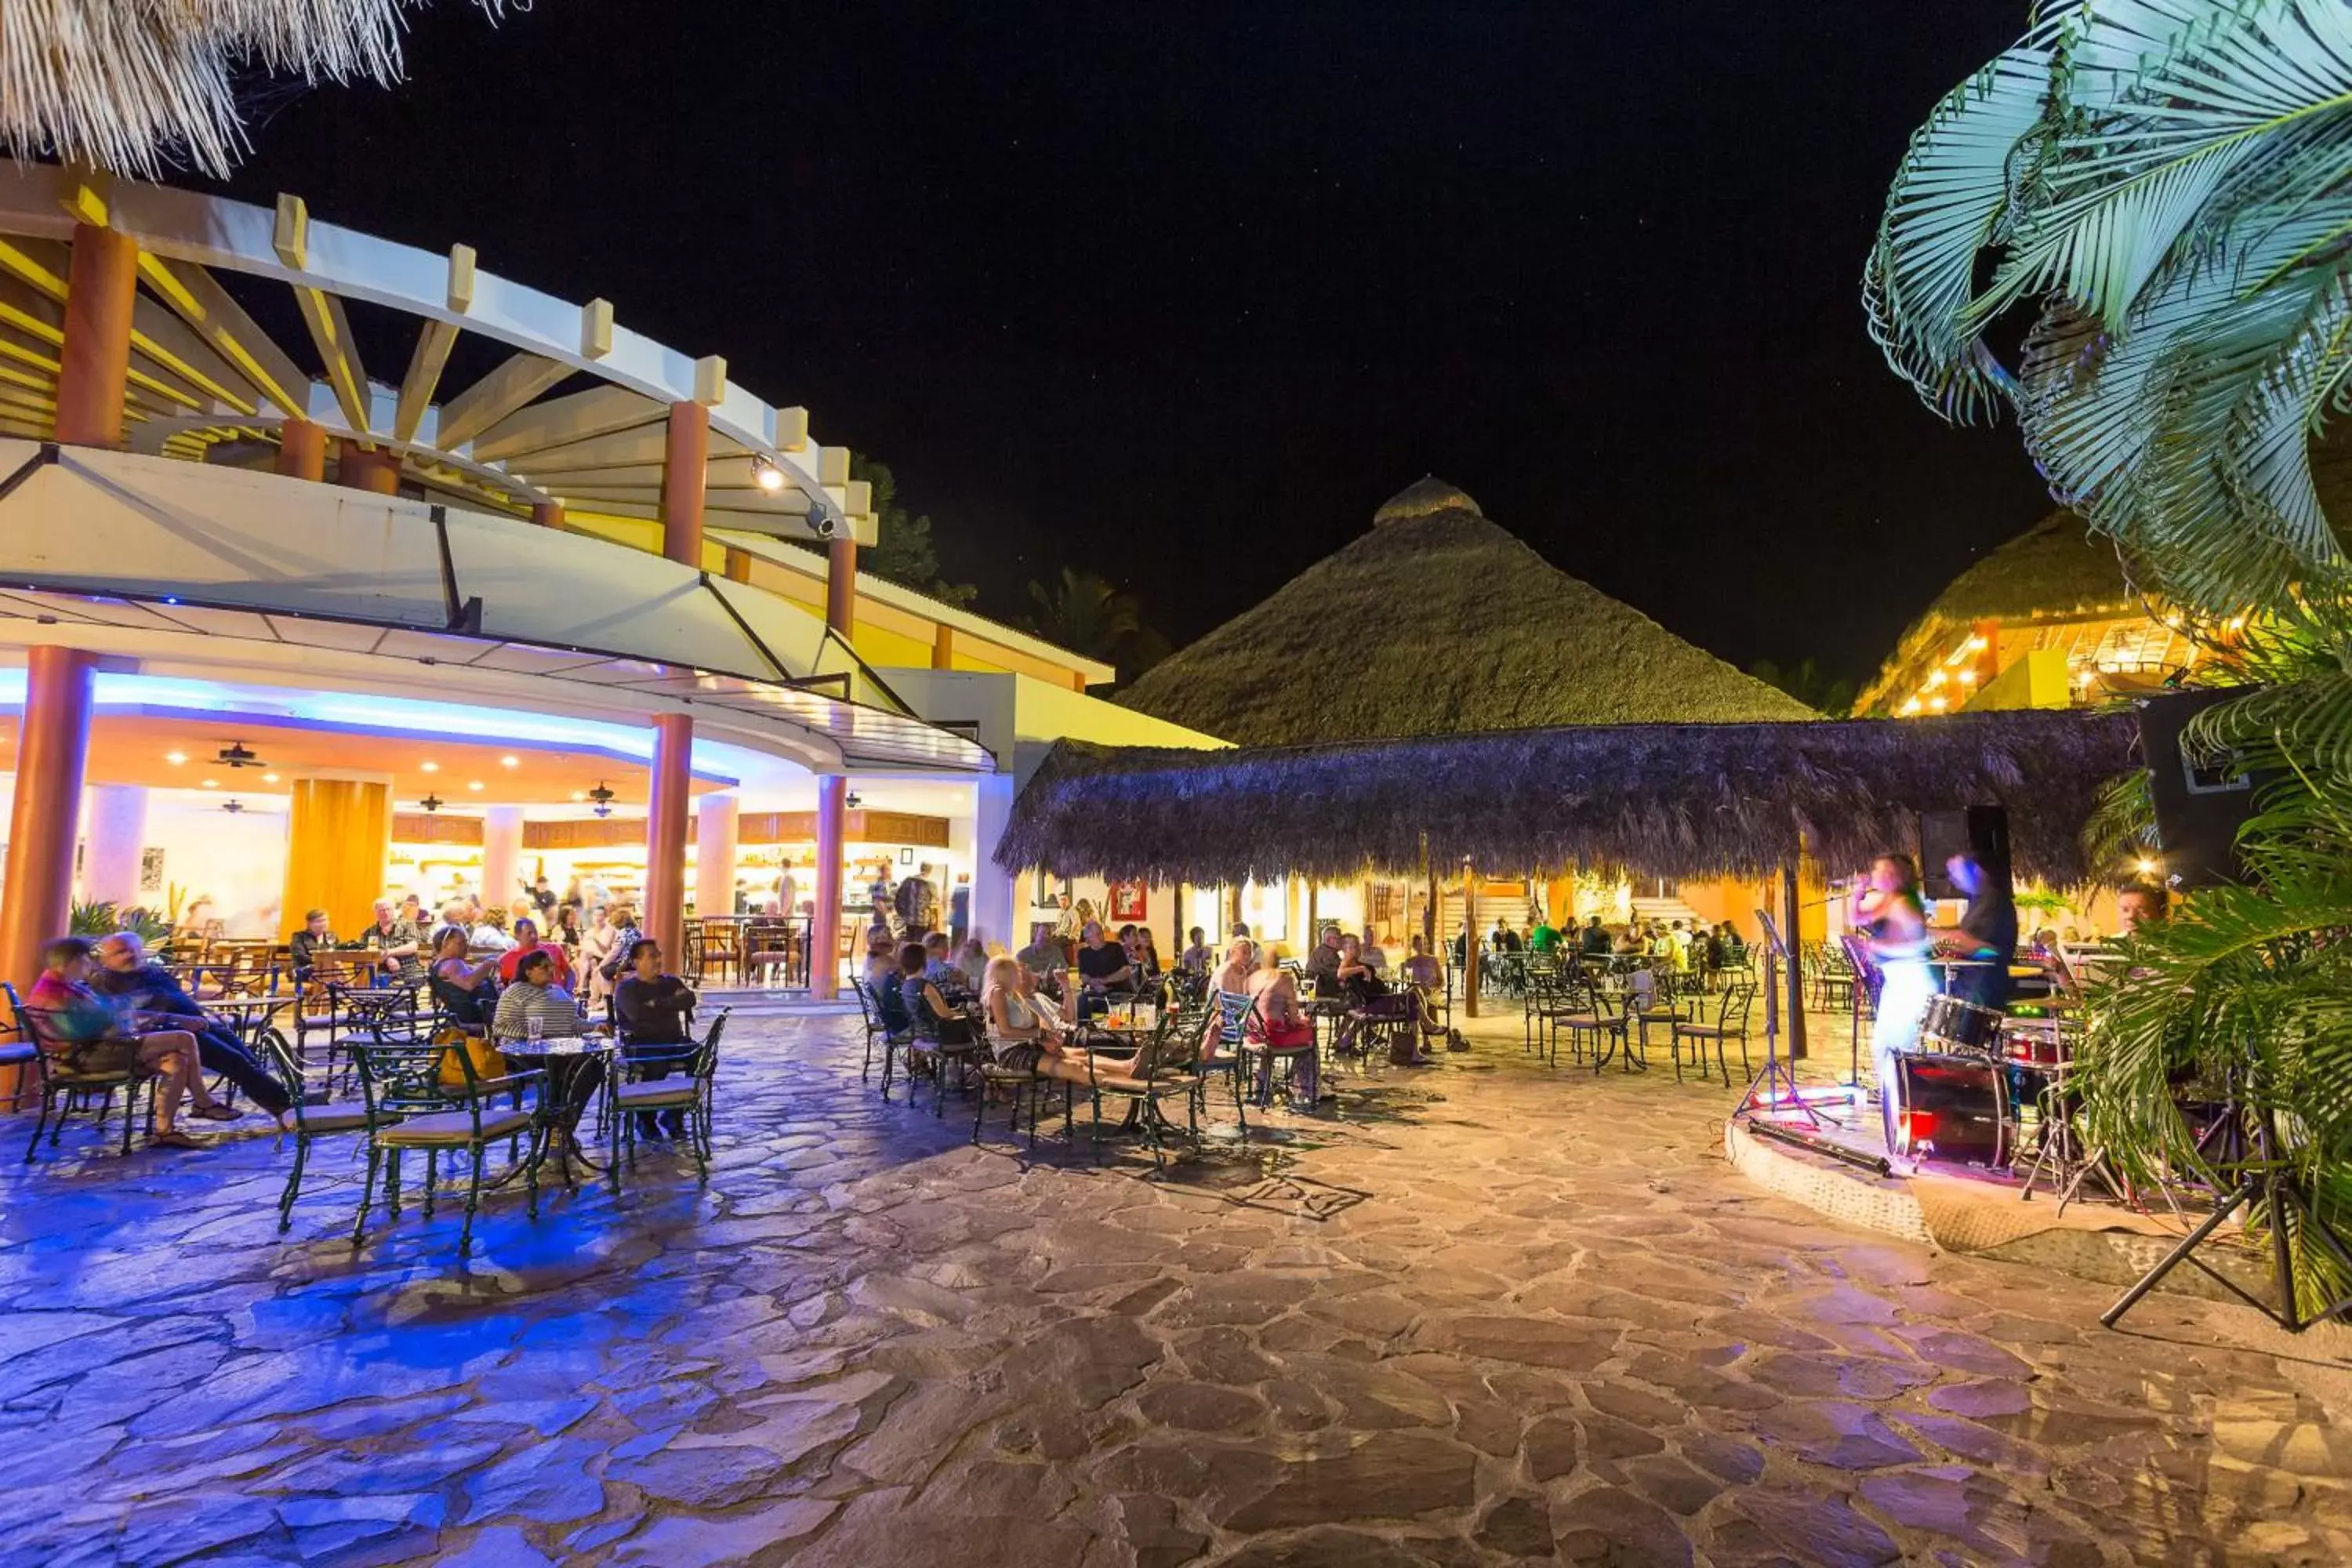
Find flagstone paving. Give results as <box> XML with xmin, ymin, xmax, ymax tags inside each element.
<box><xmin>2</xmin><ymin>1003</ymin><xmax>2347</xmax><ymax>1566</ymax></box>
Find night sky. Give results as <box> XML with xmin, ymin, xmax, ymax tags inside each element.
<box><xmin>202</xmin><ymin>1</ymin><xmax>2053</xmax><ymax>684</ymax></box>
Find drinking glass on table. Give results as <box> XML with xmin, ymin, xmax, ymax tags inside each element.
<box><xmin>527</xmin><ymin>1014</ymin><xmax>543</xmax><ymax>1045</ymax></box>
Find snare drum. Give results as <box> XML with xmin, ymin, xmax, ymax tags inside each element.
<box><xmin>1893</xmin><ymin>1052</ymin><xmax>2010</xmax><ymax>1167</ymax></box>
<box><xmin>1919</xmin><ymin>993</ymin><xmax>2004</xmax><ymax>1058</ymax></box>
<box><xmin>2001</xmin><ymin>1018</ymin><xmax>2074</xmax><ymax>1071</ymax></box>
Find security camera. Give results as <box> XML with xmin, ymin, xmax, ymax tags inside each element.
<box><xmin>807</xmin><ymin>499</ymin><xmax>843</xmax><ymax>540</ymax></box>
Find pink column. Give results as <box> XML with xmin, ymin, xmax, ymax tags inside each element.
<box><xmin>644</xmin><ymin>713</ymin><xmax>693</xmax><ymax>970</ymax></box>
<box><xmin>56</xmin><ymin>226</ymin><xmax>136</xmax><ymax>448</ymax></box>
<box><xmin>0</xmin><ymin>647</ymin><xmax>96</xmax><ymax>1090</ymax></box>
<box><xmin>661</xmin><ymin>402</ymin><xmax>708</xmax><ymax>568</ymax></box>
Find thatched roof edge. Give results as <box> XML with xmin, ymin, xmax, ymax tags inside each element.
<box><xmin>997</xmin><ymin>709</ymin><xmax>2139</xmax><ymax>888</ymax></box>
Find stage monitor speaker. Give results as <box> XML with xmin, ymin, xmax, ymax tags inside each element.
<box><xmin>2140</xmin><ymin>689</ymin><xmax>2262</xmax><ymax>890</ymax></box>
<box><xmin>1919</xmin><ymin>805</ymin><xmax>2012</xmax><ymax>901</ymax></box>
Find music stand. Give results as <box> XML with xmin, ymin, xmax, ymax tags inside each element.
<box><xmin>1736</xmin><ymin>909</ymin><xmax>1821</xmax><ymax>1128</ymax></box>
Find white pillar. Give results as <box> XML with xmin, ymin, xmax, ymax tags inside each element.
<box><xmin>482</xmin><ymin>806</ymin><xmax>524</xmax><ymax>914</ymax></box>
<box><xmin>80</xmin><ymin>783</ymin><xmax>147</xmax><ymax>910</ymax></box>
<box><xmin>971</xmin><ymin>772</ymin><xmax>1018</xmax><ymax>954</ymax></box>
<box><xmin>696</xmin><ymin>792</ymin><xmax>739</xmax><ymax>917</ymax></box>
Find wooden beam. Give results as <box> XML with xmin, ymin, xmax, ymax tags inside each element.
<box><xmin>392</xmin><ymin>318</ymin><xmax>459</xmax><ymax>443</ymax></box>
<box><xmin>136</xmin><ymin>253</ymin><xmax>308</xmax><ymax>416</ymax></box>
<box><xmin>467</xmin><ymin>383</ymin><xmax>659</xmax><ymax>464</ymax></box>
<box><xmin>434</xmin><ymin>350</ymin><xmax>572</xmax><ymax>451</ymax></box>
<box><xmin>291</xmin><ymin>281</ymin><xmax>371</xmax><ymax>432</ymax></box>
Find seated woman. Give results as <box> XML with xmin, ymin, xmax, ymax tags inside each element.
<box><xmin>898</xmin><ymin>942</ymin><xmax>975</xmax><ymax>1066</ymax></box>
<box><xmin>613</xmin><ymin>938</ymin><xmax>697</xmax><ymax>1139</ymax></box>
<box><xmin>490</xmin><ymin>949</ymin><xmax>588</xmax><ymax>1044</ymax></box>
<box><xmin>952</xmin><ymin>938</ymin><xmax>990</xmax><ymax>992</ymax></box>
<box><xmin>27</xmin><ymin>936</ymin><xmax>216</xmax><ymax>1149</ymax></box>
<box><xmin>1196</xmin><ymin>937</ymin><xmax>1257</xmax><ymax>1062</ymax></box>
<box><xmin>980</xmin><ymin>955</ymin><xmax>1094</xmax><ymax>1085</ymax></box>
<box><xmin>1243</xmin><ymin>946</ymin><xmax>1319</xmax><ymax>1105</ymax></box>
<box><xmin>428</xmin><ymin>924</ymin><xmax>501</xmax><ymax>1031</ymax></box>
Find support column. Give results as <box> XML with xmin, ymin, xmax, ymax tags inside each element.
<box><xmin>279</xmin><ymin>777</ymin><xmax>389</xmax><ymax>941</ymax></box>
<box><xmin>931</xmin><ymin>624</ymin><xmax>956</xmax><ymax>670</ymax></box>
<box><xmin>810</xmin><ymin>534</ymin><xmax>857</xmax><ymax>1000</ymax></box>
<box><xmin>1462</xmin><ymin>860</ymin><xmax>1481</xmax><ymax>1019</ymax></box>
<box><xmin>811</xmin><ymin>776</ymin><xmax>848</xmax><ymax>1000</ymax></box>
<box><xmin>971</xmin><ymin>773</ymin><xmax>1017</xmax><ymax>955</ymax></box>
<box><xmin>696</xmin><ymin>792</ymin><xmax>739</xmax><ymax>919</ymax></box>
<box><xmin>337</xmin><ymin>441</ymin><xmax>400</xmax><ymax>495</ymax></box>
<box><xmin>80</xmin><ymin>783</ymin><xmax>147</xmax><ymax>911</ymax></box>
<box><xmin>481</xmin><ymin>806</ymin><xmax>524</xmax><ymax>917</ymax></box>
<box><xmin>723</xmin><ymin>546</ymin><xmax>753</xmax><ymax>583</ymax></box>
<box><xmin>1784</xmin><ymin>857</ymin><xmax>1809</xmax><ymax>1062</ymax></box>
<box><xmin>532</xmin><ymin>500</ymin><xmax>564</xmax><ymax>531</ymax></box>
<box><xmin>0</xmin><ymin>648</ymin><xmax>96</xmax><ymax>1038</ymax></box>
<box><xmin>660</xmin><ymin>401</ymin><xmax>707</xmax><ymax>568</ymax></box>
<box><xmin>56</xmin><ymin>225</ymin><xmax>137</xmax><ymax>448</ymax></box>
<box><xmin>644</xmin><ymin>713</ymin><xmax>693</xmax><ymax>966</ymax></box>
<box><xmin>277</xmin><ymin>417</ymin><xmax>326</xmax><ymax>481</ymax></box>
<box><xmin>826</xmin><ymin>537</ymin><xmax>858</xmax><ymax>634</ymax></box>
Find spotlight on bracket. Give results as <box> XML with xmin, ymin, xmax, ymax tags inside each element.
<box><xmin>752</xmin><ymin>454</ymin><xmax>787</xmax><ymax>494</ymax></box>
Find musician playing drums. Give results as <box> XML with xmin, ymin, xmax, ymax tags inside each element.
<box><xmin>1849</xmin><ymin>853</ymin><xmax>1934</xmax><ymax>1156</ymax></box>
<box><xmin>1931</xmin><ymin>851</ymin><xmax>2018</xmax><ymax>1013</ymax></box>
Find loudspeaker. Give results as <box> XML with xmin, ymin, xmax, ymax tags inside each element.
<box><xmin>2140</xmin><ymin>689</ymin><xmax>2262</xmax><ymax>890</ymax></box>
<box><xmin>1919</xmin><ymin>805</ymin><xmax>2012</xmax><ymax>901</ymax></box>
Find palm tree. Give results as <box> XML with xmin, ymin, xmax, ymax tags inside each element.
<box><xmin>1870</xmin><ymin>0</ymin><xmax>2352</xmax><ymax>1321</ymax></box>
<box><xmin>1023</xmin><ymin>568</ymin><xmax>1167</xmax><ymax>675</ymax></box>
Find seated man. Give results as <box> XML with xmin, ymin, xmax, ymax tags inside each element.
<box><xmin>362</xmin><ymin>899</ymin><xmax>424</xmax><ymax>989</ymax></box>
<box><xmin>92</xmin><ymin>931</ymin><xmax>294</xmax><ymax>1127</ymax></box>
<box><xmin>287</xmin><ymin>908</ymin><xmax>339</xmax><ymax>982</ymax></box>
<box><xmin>1073</xmin><ymin>921</ymin><xmax>1135</xmax><ymax>1018</ymax></box>
<box><xmin>612</xmin><ymin>938</ymin><xmax>696</xmax><ymax>1139</ymax></box>
<box><xmin>495</xmin><ymin>916</ymin><xmax>569</xmax><ymax>988</ymax></box>
<box><xmin>29</xmin><ymin>936</ymin><xmax>216</xmax><ymax>1149</ymax></box>
<box><xmin>1305</xmin><ymin>927</ymin><xmax>1345</xmax><ymax>997</ymax></box>
<box><xmin>1579</xmin><ymin>916</ymin><xmax>1611</xmax><ymax>957</ymax></box>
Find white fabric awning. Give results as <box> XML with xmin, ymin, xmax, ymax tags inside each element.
<box><xmin>0</xmin><ymin>441</ymin><xmax>992</xmax><ymax>774</ymax></box>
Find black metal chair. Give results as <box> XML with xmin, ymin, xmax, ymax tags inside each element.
<box><xmin>1673</xmin><ymin>984</ymin><xmax>1758</xmax><ymax>1086</ymax></box>
<box><xmin>1556</xmin><ymin>987</ymin><xmax>1629</xmax><ymax>1069</ymax></box>
<box><xmin>614</xmin><ymin>1010</ymin><xmax>726</xmax><ymax>1183</ymax></box>
<box><xmin>1083</xmin><ymin>1006</ymin><xmax>1208</xmax><ymax>1170</ymax></box>
<box><xmin>256</xmin><ymin>1025</ymin><xmax>376</xmax><ymax>1231</ymax></box>
<box><xmin>347</xmin><ymin>1029</ymin><xmax>541</xmax><ymax>1256</ymax></box>
<box><xmin>8</xmin><ymin>982</ymin><xmax>159</xmax><ymax>1160</ymax></box>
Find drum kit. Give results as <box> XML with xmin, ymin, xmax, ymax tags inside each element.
<box><xmin>1889</xmin><ymin>989</ymin><xmax>2089</xmax><ymax>1184</ymax></box>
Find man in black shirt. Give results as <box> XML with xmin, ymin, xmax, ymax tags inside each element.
<box><xmin>288</xmin><ymin>909</ymin><xmax>339</xmax><ymax>982</ymax></box>
<box><xmin>1937</xmin><ymin>853</ymin><xmax>2018</xmax><ymax>1011</ymax></box>
<box><xmin>1073</xmin><ymin>920</ymin><xmax>1134</xmax><ymax>1018</ymax></box>
<box><xmin>613</xmin><ymin>937</ymin><xmax>697</xmax><ymax>1138</ymax></box>
<box><xmin>1579</xmin><ymin>916</ymin><xmax>1612</xmax><ymax>957</ymax></box>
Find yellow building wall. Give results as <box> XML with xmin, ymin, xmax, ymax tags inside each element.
<box><xmin>1971</xmin><ymin>647</ymin><xmax>2072</xmax><ymax>712</ymax></box>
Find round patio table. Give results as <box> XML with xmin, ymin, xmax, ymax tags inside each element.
<box><xmin>496</xmin><ymin>1033</ymin><xmax>618</xmax><ymax>1189</ymax></box>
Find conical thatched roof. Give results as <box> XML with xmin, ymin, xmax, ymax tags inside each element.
<box><xmin>1120</xmin><ymin>478</ymin><xmax>1814</xmax><ymax>744</ymax></box>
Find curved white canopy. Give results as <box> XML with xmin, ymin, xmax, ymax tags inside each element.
<box><xmin>0</xmin><ymin>440</ymin><xmax>991</xmax><ymax>775</ymax></box>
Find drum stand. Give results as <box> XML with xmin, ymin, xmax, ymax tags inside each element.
<box><xmin>2017</xmin><ymin>1078</ymin><xmax>2123</xmax><ymax>1212</ymax></box>
<box><xmin>2104</xmin><ymin>1103</ymin><xmax>2352</xmax><ymax>1332</ymax></box>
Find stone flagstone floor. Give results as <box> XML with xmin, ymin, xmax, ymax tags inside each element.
<box><xmin>2</xmin><ymin>1000</ymin><xmax>2348</xmax><ymax>1566</ymax></box>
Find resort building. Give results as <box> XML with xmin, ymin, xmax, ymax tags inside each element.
<box><xmin>0</xmin><ymin>163</ymin><xmax>1212</xmax><ymax>1000</ymax></box>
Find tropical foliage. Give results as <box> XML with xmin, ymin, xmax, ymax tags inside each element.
<box><xmin>848</xmin><ymin>456</ymin><xmax>978</xmax><ymax>608</ymax></box>
<box><xmin>1871</xmin><ymin>0</ymin><xmax>2352</xmax><ymax>1317</ymax></box>
<box><xmin>1747</xmin><ymin>657</ymin><xmax>1856</xmax><ymax>717</ymax></box>
<box><xmin>1022</xmin><ymin>568</ymin><xmax>1170</xmax><ymax>679</ymax></box>
<box><xmin>69</xmin><ymin>900</ymin><xmax>171</xmax><ymax>945</ymax></box>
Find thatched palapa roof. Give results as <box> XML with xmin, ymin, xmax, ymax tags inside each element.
<box><xmin>997</xmin><ymin>708</ymin><xmax>2138</xmax><ymax>888</ymax></box>
<box><xmin>0</xmin><ymin>2</ymin><xmax>514</xmax><ymax>179</ymax></box>
<box><xmin>1118</xmin><ymin>478</ymin><xmax>1814</xmax><ymax>746</ymax></box>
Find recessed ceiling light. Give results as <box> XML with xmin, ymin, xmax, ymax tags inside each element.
<box><xmin>200</xmin><ymin>779</ymin><xmax>217</xmax><ymax>789</ymax></box>
<box><xmin>262</xmin><ymin>773</ymin><xmax>279</xmax><ymax>783</ymax></box>
<box><xmin>466</xmin><ymin>780</ymin><xmax>484</xmax><ymax>791</ymax></box>
<box><xmin>570</xmin><ymin>790</ymin><xmax>586</xmax><ymax>802</ymax></box>
<box><xmin>420</xmin><ymin>761</ymin><xmax>439</xmax><ymax>773</ymax></box>
<box><xmin>499</xmin><ymin>755</ymin><xmax>520</xmax><ymax>768</ymax></box>
<box><xmin>165</xmin><ymin>751</ymin><xmax>187</xmax><ymax>764</ymax></box>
